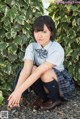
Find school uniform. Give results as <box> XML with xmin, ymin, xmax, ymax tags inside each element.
<box><xmin>23</xmin><ymin>41</ymin><xmax>75</xmax><ymax>100</ymax></box>
<box><xmin>13</xmin><ymin>41</ymin><xmax>75</xmax><ymax>101</ymax></box>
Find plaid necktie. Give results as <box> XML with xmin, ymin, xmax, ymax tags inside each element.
<box><xmin>35</xmin><ymin>49</ymin><xmax>48</xmax><ymax>59</ymax></box>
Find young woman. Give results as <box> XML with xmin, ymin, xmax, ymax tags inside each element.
<box><xmin>8</xmin><ymin>15</ymin><xmax>75</xmax><ymax>111</ymax></box>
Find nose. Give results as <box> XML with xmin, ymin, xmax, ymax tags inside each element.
<box><xmin>38</xmin><ymin>32</ymin><xmax>42</xmax><ymax>38</ymax></box>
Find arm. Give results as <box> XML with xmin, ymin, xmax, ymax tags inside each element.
<box><xmin>16</xmin><ymin>61</ymin><xmax>54</xmax><ymax>94</ymax></box>
<box><xmin>14</xmin><ymin>59</ymin><xmax>33</xmax><ymax>91</ymax></box>
<box><xmin>8</xmin><ymin>61</ymin><xmax>54</xmax><ymax>107</ymax></box>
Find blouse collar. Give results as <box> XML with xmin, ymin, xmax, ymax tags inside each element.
<box><xmin>37</xmin><ymin>41</ymin><xmax>53</xmax><ymax>50</ymax></box>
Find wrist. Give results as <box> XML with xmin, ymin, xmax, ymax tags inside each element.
<box><xmin>17</xmin><ymin>88</ymin><xmax>23</xmax><ymax>95</ymax></box>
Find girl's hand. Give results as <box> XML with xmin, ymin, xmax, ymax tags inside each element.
<box><xmin>8</xmin><ymin>91</ymin><xmax>22</xmax><ymax>108</ymax></box>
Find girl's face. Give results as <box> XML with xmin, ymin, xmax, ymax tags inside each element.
<box><xmin>34</xmin><ymin>24</ymin><xmax>51</xmax><ymax>47</ymax></box>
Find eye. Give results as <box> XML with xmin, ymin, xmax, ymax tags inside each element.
<box><xmin>43</xmin><ymin>30</ymin><xmax>47</xmax><ymax>33</ymax></box>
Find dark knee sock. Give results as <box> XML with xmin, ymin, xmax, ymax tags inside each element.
<box><xmin>43</xmin><ymin>80</ymin><xmax>60</xmax><ymax>102</ymax></box>
<box><xmin>31</xmin><ymin>79</ymin><xmax>48</xmax><ymax>100</ymax></box>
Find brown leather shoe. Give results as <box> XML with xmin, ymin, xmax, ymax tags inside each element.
<box><xmin>33</xmin><ymin>97</ymin><xmax>45</xmax><ymax>110</ymax></box>
<box><xmin>38</xmin><ymin>99</ymin><xmax>62</xmax><ymax>111</ymax></box>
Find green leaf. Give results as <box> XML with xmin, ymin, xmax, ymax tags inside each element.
<box><xmin>5</xmin><ymin>27</ymin><xmax>17</xmax><ymax>39</ymax></box>
<box><xmin>48</xmin><ymin>4</ymin><xmax>80</xmax><ymax>85</ymax></box>
<box><xmin>8</xmin><ymin>53</ymin><xmax>17</xmax><ymax>62</ymax></box>
<box><xmin>4</xmin><ymin>0</ymin><xmax>12</xmax><ymax>5</ymax></box>
<box><xmin>8</xmin><ymin>43</ymin><xmax>18</xmax><ymax>54</ymax></box>
<box><xmin>9</xmin><ymin>6</ymin><xmax>18</xmax><ymax>23</ymax></box>
<box><xmin>18</xmin><ymin>52</ymin><xmax>24</xmax><ymax>61</ymax></box>
<box><xmin>0</xmin><ymin>4</ymin><xmax>6</xmax><ymax>13</ymax></box>
<box><xmin>72</xmin><ymin>19</ymin><xmax>76</xmax><ymax>26</ymax></box>
<box><xmin>0</xmin><ymin>29</ymin><xmax>6</xmax><ymax>39</ymax></box>
<box><xmin>5</xmin><ymin>64</ymin><xmax>12</xmax><ymax>75</ymax></box>
<box><xmin>14</xmin><ymin>35</ymin><xmax>22</xmax><ymax>45</ymax></box>
<box><xmin>77</xmin><ymin>18</ymin><xmax>80</xmax><ymax>26</ymax></box>
<box><xmin>15</xmin><ymin>15</ymin><xmax>26</xmax><ymax>25</ymax></box>
<box><xmin>3</xmin><ymin>17</ymin><xmax>11</xmax><ymax>26</ymax></box>
<box><xmin>0</xmin><ymin>0</ymin><xmax>44</xmax><ymax>95</ymax></box>
<box><xmin>0</xmin><ymin>42</ymin><xmax>9</xmax><ymax>51</ymax></box>
<box><xmin>0</xmin><ymin>91</ymin><xmax>4</xmax><ymax>104</ymax></box>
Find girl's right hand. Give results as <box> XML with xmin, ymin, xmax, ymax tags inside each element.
<box><xmin>7</xmin><ymin>90</ymin><xmax>21</xmax><ymax>108</ymax></box>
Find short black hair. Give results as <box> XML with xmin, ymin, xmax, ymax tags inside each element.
<box><xmin>32</xmin><ymin>15</ymin><xmax>56</xmax><ymax>41</ymax></box>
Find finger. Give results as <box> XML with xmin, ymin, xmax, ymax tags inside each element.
<box><xmin>16</xmin><ymin>101</ymin><xmax>20</xmax><ymax>107</ymax></box>
<box><xmin>16</xmin><ymin>98</ymin><xmax>20</xmax><ymax>104</ymax></box>
<box><xmin>8</xmin><ymin>98</ymin><xmax>14</xmax><ymax>107</ymax></box>
<box><xmin>14</xmin><ymin>103</ymin><xmax>20</xmax><ymax>107</ymax></box>
<box><xmin>8</xmin><ymin>103</ymin><xmax>13</xmax><ymax>108</ymax></box>
<box><xmin>8</xmin><ymin>94</ymin><xmax>13</xmax><ymax>101</ymax></box>
<box><xmin>10</xmin><ymin>99</ymin><xmax>19</xmax><ymax>108</ymax></box>
<box><xmin>8</xmin><ymin>103</ymin><xmax>15</xmax><ymax>109</ymax></box>
<box><xmin>15</xmin><ymin>100</ymin><xmax>20</xmax><ymax>107</ymax></box>
<box><xmin>11</xmin><ymin>100</ymin><xmax>20</xmax><ymax>108</ymax></box>
<box><xmin>8</xmin><ymin>101</ymin><xmax>16</xmax><ymax>109</ymax></box>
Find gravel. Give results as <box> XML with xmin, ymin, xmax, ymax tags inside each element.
<box><xmin>0</xmin><ymin>87</ymin><xmax>80</xmax><ymax>119</ymax></box>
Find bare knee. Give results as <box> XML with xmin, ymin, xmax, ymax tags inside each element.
<box><xmin>41</xmin><ymin>69</ymin><xmax>58</xmax><ymax>82</ymax></box>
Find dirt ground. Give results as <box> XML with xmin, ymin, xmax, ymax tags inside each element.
<box><xmin>0</xmin><ymin>86</ymin><xmax>80</xmax><ymax>119</ymax></box>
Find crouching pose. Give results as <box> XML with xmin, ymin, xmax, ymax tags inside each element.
<box><xmin>8</xmin><ymin>15</ymin><xmax>75</xmax><ymax>111</ymax></box>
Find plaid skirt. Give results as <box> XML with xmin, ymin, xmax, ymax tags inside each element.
<box><xmin>53</xmin><ymin>68</ymin><xmax>75</xmax><ymax>100</ymax></box>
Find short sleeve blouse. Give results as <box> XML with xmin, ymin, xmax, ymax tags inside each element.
<box><xmin>23</xmin><ymin>41</ymin><xmax>64</xmax><ymax>71</ymax></box>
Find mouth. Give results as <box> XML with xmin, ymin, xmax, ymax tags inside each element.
<box><xmin>38</xmin><ymin>39</ymin><xmax>43</xmax><ymax>41</ymax></box>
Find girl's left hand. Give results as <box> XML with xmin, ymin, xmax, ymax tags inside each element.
<box><xmin>8</xmin><ymin>91</ymin><xmax>22</xmax><ymax>108</ymax></box>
